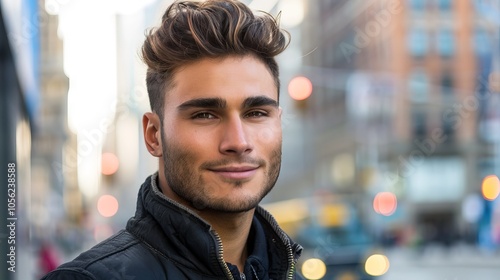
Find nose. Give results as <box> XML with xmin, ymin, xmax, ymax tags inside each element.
<box><xmin>219</xmin><ymin>115</ymin><xmax>253</xmax><ymax>155</ymax></box>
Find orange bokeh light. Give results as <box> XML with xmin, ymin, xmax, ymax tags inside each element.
<box><xmin>373</xmin><ymin>192</ymin><xmax>397</xmax><ymax>216</ymax></box>
<box><xmin>482</xmin><ymin>175</ymin><xmax>500</xmax><ymax>201</ymax></box>
<box><xmin>97</xmin><ymin>195</ymin><xmax>119</xmax><ymax>218</ymax></box>
<box><xmin>288</xmin><ymin>76</ymin><xmax>313</xmax><ymax>100</ymax></box>
<box><xmin>101</xmin><ymin>152</ymin><xmax>119</xmax><ymax>175</ymax></box>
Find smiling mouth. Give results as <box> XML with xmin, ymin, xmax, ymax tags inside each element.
<box><xmin>208</xmin><ymin>166</ymin><xmax>259</xmax><ymax>180</ymax></box>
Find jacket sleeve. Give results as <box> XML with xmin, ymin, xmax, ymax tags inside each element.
<box><xmin>41</xmin><ymin>268</ymin><xmax>97</xmax><ymax>280</ymax></box>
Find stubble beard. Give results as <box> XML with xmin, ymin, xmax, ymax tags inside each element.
<box><xmin>160</xmin><ymin>129</ymin><xmax>282</xmax><ymax>213</ymax></box>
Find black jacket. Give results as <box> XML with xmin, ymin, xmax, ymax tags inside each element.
<box><xmin>42</xmin><ymin>173</ymin><xmax>303</xmax><ymax>280</ymax></box>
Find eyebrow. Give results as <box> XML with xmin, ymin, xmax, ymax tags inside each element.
<box><xmin>177</xmin><ymin>97</ymin><xmax>227</xmax><ymax>111</ymax></box>
<box><xmin>241</xmin><ymin>95</ymin><xmax>279</xmax><ymax>109</ymax></box>
<box><xmin>176</xmin><ymin>95</ymin><xmax>279</xmax><ymax>111</ymax></box>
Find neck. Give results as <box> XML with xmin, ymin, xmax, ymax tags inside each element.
<box><xmin>197</xmin><ymin>209</ymin><xmax>255</xmax><ymax>273</ymax></box>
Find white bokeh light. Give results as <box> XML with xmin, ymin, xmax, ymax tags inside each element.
<box><xmin>278</xmin><ymin>0</ymin><xmax>304</xmax><ymax>28</ymax></box>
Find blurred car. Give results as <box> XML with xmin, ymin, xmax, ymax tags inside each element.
<box><xmin>296</xmin><ymin>224</ymin><xmax>385</xmax><ymax>280</ymax></box>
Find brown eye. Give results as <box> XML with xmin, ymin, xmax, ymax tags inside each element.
<box><xmin>246</xmin><ymin>111</ymin><xmax>267</xmax><ymax>118</ymax></box>
<box><xmin>192</xmin><ymin>112</ymin><xmax>216</xmax><ymax>119</ymax></box>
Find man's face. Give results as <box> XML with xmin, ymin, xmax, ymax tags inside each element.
<box><xmin>160</xmin><ymin>55</ymin><xmax>282</xmax><ymax>213</ymax></box>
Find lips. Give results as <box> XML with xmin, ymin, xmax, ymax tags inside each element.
<box><xmin>208</xmin><ymin>165</ymin><xmax>259</xmax><ymax>180</ymax></box>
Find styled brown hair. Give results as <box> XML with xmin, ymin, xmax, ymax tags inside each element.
<box><xmin>141</xmin><ymin>0</ymin><xmax>290</xmax><ymax>117</ymax></box>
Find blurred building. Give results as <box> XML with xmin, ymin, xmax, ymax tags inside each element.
<box><xmin>294</xmin><ymin>0</ymin><xmax>500</xmax><ymax>246</ymax></box>
<box><xmin>1</xmin><ymin>0</ymin><xmax>39</xmax><ymax>279</ymax></box>
<box><xmin>33</xmin><ymin>0</ymin><xmax>161</xmax><ymax>258</ymax></box>
<box><xmin>34</xmin><ymin>0</ymin><xmax>81</xmax><ymax>250</ymax></box>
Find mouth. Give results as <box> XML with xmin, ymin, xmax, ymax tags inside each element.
<box><xmin>208</xmin><ymin>165</ymin><xmax>259</xmax><ymax>180</ymax></box>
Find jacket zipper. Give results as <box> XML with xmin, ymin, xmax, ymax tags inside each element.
<box><xmin>213</xmin><ymin>230</ymin><xmax>235</xmax><ymax>280</ymax></box>
<box><xmin>250</xmin><ymin>265</ymin><xmax>259</xmax><ymax>280</ymax></box>
<box><xmin>257</xmin><ymin>207</ymin><xmax>298</xmax><ymax>280</ymax></box>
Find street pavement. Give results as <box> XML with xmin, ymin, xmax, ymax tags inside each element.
<box><xmin>380</xmin><ymin>245</ymin><xmax>500</xmax><ymax>280</ymax></box>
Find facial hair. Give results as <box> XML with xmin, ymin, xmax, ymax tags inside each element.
<box><xmin>160</xmin><ymin>127</ymin><xmax>282</xmax><ymax>213</ymax></box>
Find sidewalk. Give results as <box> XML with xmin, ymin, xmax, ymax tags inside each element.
<box><xmin>381</xmin><ymin>244</ymin><xmax>500</xmax><ymax>280</ymax></box>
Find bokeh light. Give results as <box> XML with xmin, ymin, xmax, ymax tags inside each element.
<box><xmin>365</xmin><ymin>254</ymin><xmax>390</xmax><ymax>276</ymax></box>
<box><xmin>278</xmin><ymin>0</ymin><xmax>305</xmax><ymax>28</ymax></box>
<box><xmin>301</xmin><ymin>258</ymin><xmax>327</xmax><ymax>280</ymax></box>
<box><xmin>97</xmin><ymin>195</ymin><xmax>119</xmax><ymax>218</ymax></box>
<box><xmin>101</xmin><ymin>152</ymin><xmax>120</xmax><ymax>175</ymax></box>
<box><xmin>481</xmin><ymin>175</ymin><xmax>500</xmax><ymax>201</ymax></box>
<box><xmin>373</xmin><ymin>192</ymin><xmax>398</xmax><ymax>216</ymax></box>
<box><xmin>288</xmin><ymin>76</ymin><xmax>313</xmax><ymax>100</ymax></box>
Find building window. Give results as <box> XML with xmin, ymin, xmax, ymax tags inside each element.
<box><xmin>436</xmin><ymin>29</ymin><xmax>455</xmax><ymax>57</ymax></box>
<box><xmin>412</xmin><ymin>109</ymin><xmax>427</xmax><ymax>138</ymax></box>
<box><xmin>408</xmin><ymin>69</ymin><xmax>428</xmax><ymax>103</ymax></box>
<box><xmin>473</xmin><ymin>0</ymin><xmax>489</xmax><ymax>14</ymax></box>
<box><xmin>409</xmin><ymin>0</ymin><xmax>427</xmax><ymax>10</ymax></box>
<box><xmin>408</xmin><ymin>28</ymin><xmax>429</xmax><ymax>57</ymax></box>
<box><xmin>474</xmin><ymin>29</ymin><xmax>491</xmax><ymax>56</ymax></box>
<box><xmin>441</xmin><ymin>73</ymin><xmax>454</xmax><ymax>96</ymax></box>
<box><xmin>437</xmin><ymin>0</ymin><xmax>452</xmax><ymax>11</ymax></box>
<box><xmin>441</xmin><ymin>73</ymin><xmax>455</xmax><ymax>140</ymax></box>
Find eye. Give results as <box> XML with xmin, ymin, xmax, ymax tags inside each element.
<box><xmin>192</xmin><ymin>112</ymin><xmax>216</xmax><ymax>119</ymax></box>
<box><xmin>245</xmin><ymin>110</ymin><xmax>268</xmax><ymax>118</ymax></box>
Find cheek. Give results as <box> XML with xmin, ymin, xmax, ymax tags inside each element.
<box><xmin>168</xmin><ymin>126</ymin><xmax>217</xmax><ymax>152</ymax></box>
<box><xmin>252</xmin><ymin>123</ymin><xmax>282</xmax><ymax>147</ymax></box>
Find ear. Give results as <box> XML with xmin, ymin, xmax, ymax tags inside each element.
<box><xmin>142</xmin><ymin>112</ymin><xmax>163</xmax><ymax>157</ymax></box>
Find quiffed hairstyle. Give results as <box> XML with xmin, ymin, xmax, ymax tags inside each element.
<box><xmin>141</xmin><ymin>0</ymin><xmax>290</xmax><ymax>117</ymax></box>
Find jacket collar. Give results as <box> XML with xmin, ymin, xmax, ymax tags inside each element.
<box><xmin>126</xmin><ymin>173</ymin><xmax>302</xmax><ymax>279</ymax></box>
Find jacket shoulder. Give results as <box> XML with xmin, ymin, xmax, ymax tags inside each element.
<box><xmin>41</xmin><ymin>267</ymin><xmax>97</xmax><ymax>280</ymax></box>
<box><xmin>41</xmin><ymin>230</ymin><xmax>165</xmax><ymax>280</ymax></box>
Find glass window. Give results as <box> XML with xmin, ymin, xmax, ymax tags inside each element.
<box><xmin>436</xmin><ymin>29</ymin><xmax>455</xmax><ymax>57</ymax></box>
<box><xmin>408</xmin><ymin>28</ymin><xmax>429</xmax><ymax>57</ymax></box>
<box><xmin>441</xmin><ymin>74</ymin><xmax>455</xmax><ymax>139</ymax></box>
<box><xmin>473</xmin><ymin>0</ymin><xmax>488</xmax><ymax>14</ymax></box>
<box><xmin>441</xmin><ymin>73</ymin><xmax>454</xmax><ymax>96</ymax></box>
<box><xmin>437</xmin><ymin>0</ymin><xmax>452</xmax><ymax>11</ymax></box>
<box><xmin>409</xmin><ymin>69</ymin><xmax>428</xmax><ymax>103</ymax></box>
<box><xmin>412</xmin><ymin>109</ymin><xmax>427</xmax><ymax>138</ymax></box>
<box><xmin>409</xmin><ymin>0</ymin><xmax>427</xmax><ymax>10</ymax></box>
<box><xmin>474</xmin><ymin>29</ymin><xmax>491</xmax><ymax>56</ymax></box>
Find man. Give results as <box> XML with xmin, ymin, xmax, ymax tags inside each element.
<box><xmin>42</xmin><ymin>0</ymin><xmax>303</xmax><ymax>279</ymax></box>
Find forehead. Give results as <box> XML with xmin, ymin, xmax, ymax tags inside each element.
<box><xmin>165</xmin><ymin>55</ymin><xmax>277</xmax><ymax>107</ymax></box>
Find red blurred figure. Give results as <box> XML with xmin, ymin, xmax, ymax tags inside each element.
<box><xmin>38</xmin><ymin>242</ymin><xmax>60</xmax><ymax>276</ymax></box>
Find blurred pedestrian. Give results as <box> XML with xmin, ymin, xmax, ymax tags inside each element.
<box><xmin>41</xmin><ymin>0</ymin><xmax>303</xmax><ymax>279</ymax></box>
<box><xmin>37</xmin><ymin>241</ymin><xmax>60</xmax><ymax>278</ymax></box>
